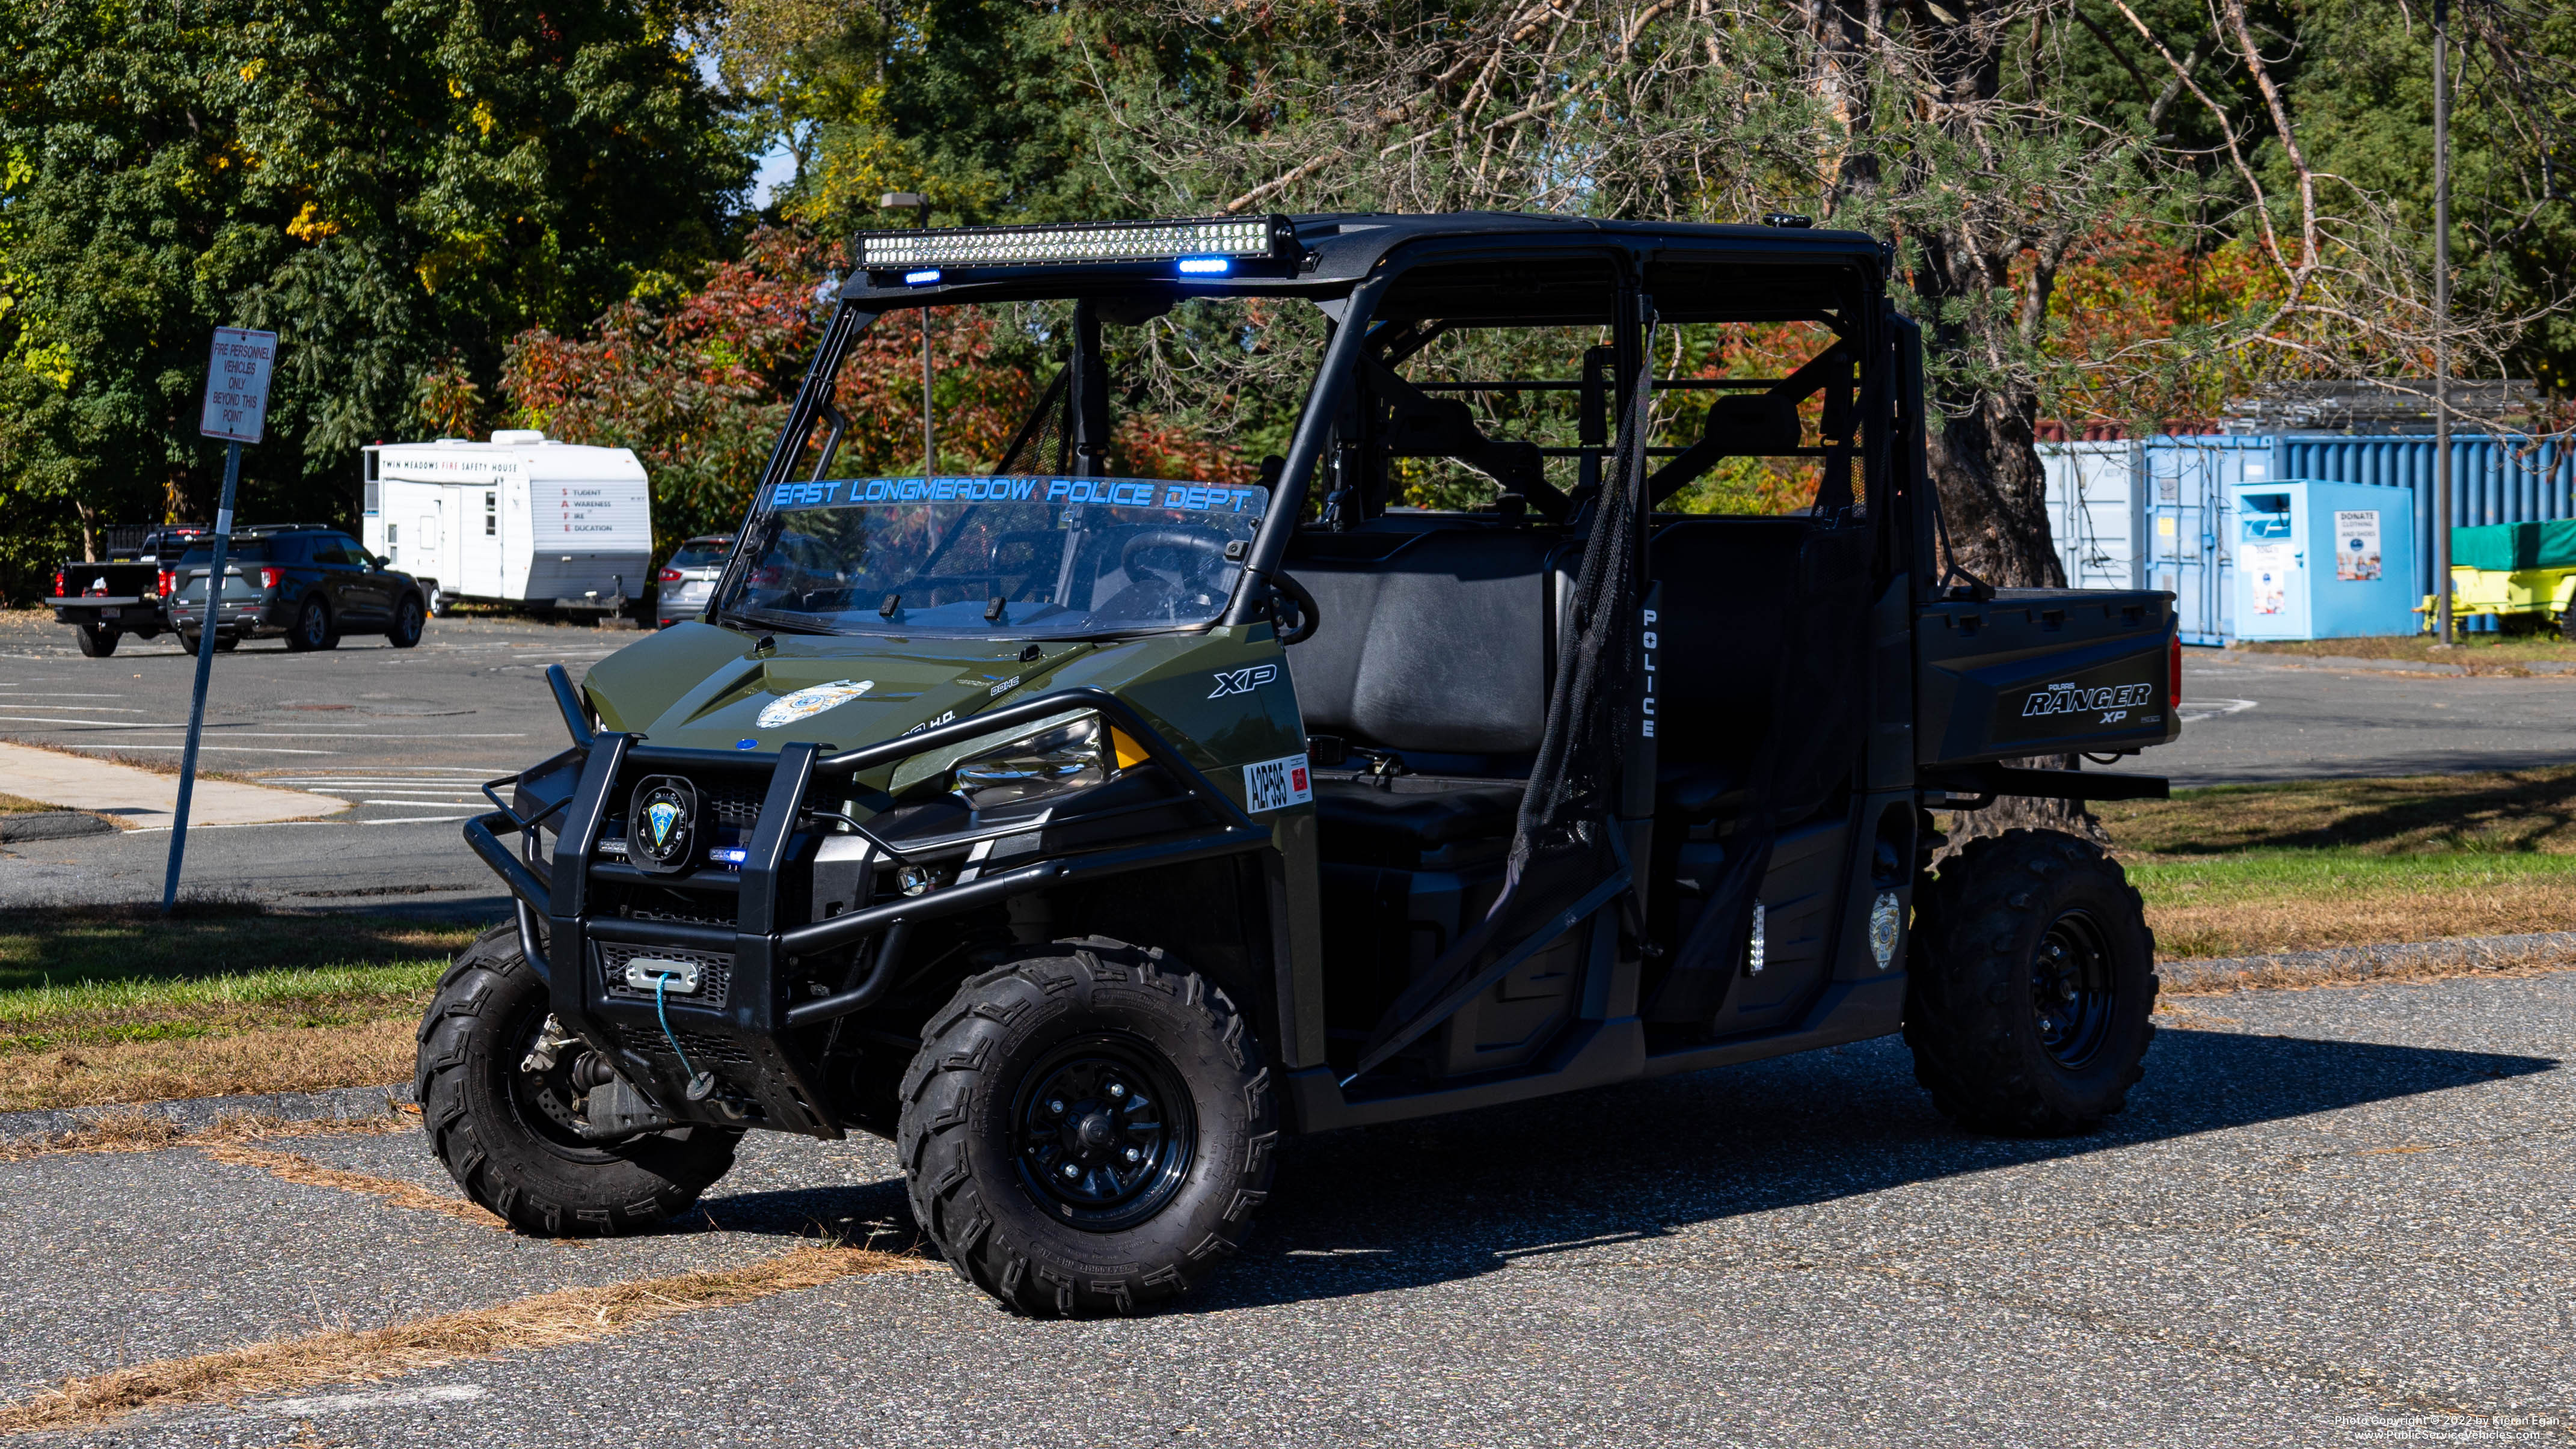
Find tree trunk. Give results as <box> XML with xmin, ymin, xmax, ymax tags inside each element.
<box><xmin>1923</xmin><ymin>382</ymin><xmax>2065</xmax><ymax>590</ymax></box>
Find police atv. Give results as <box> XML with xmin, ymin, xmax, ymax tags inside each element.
<box><xmin>435</xmin><ymin>211</ymin><xmax>2181</xmax><ymax>1314</ymax></box>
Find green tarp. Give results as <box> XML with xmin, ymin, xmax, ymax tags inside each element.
<box><xmin>2452</xmin><ymin>519</ymin><xmax>2576</xmax><ymax>572</ymax></box>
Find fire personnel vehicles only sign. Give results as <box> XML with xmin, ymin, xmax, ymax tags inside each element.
<box><xmin>199</xmin><ymin>328</ymin><xmax>277</xmax><ymax>444</ymax></box>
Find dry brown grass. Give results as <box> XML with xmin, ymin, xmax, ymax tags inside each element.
<box><xmin>0</xmin><ymin>1244</ymin><xmax>930</xmax><ymax>1435</ymax></box>
<box><xmin>196</xmin><ymin>1142</ymin><xmax>501</xmax><ymax>1228</ymax></box>
<box><xmin>2159</xmin><ymin>942</ymin><xmax>2576</xmax><ymax>997</ymax></box>
<box><xmin>2098</xmin><ymin>765</ymin><xmax>2576</xmax><ymax>857</ymax></box>
<box><xmin>0</xmin><ymin>1106</ymin><xmax>411</xmax><ymax>1164</ymax></box>
<box><xmin>0</xmin><ymin>792</ymin><xmax>76</xmax><ymax>815</ymax></box>
<box><xmin>2234</xmin><ymin>636</ymin><xmax>2576</xmax><ymax>672</ymax></box>
<box><xmin>2139</xmin><ymin>869</ymin><xmax>2576</xmax><ymax>959</ymax></box>
<box><xmin>0</xmin><ymin>1016</ymin><xmax>419</xmax><ymax>1112</ymax></box>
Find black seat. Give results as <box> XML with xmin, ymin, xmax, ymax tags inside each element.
<box><xmin>1312</xmin><ymin>777</ymin><xmax>1526</xmax><ymax>869</ymax></box>
<box><xmin>1284</xmin><ymin>524</ymin><xmax>1567</xmax><ymax>759</ymax></box>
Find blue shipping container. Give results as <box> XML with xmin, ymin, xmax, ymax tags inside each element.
<box><xmin>2044</xmin><ymin>432</ymin><xmax>2576</xmax><ymax>642</ymax></box>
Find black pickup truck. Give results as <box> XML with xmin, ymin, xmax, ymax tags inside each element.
<box><xmin>47</xmin><ymin>525</ymin><xmax>210</xmax><ymax>657</ymax></box>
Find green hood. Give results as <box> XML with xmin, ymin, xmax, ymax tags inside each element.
<box><xmin>582</xmin><ymin>622</ymin><xmax>1097</xmax><ymax>755</ymax></box>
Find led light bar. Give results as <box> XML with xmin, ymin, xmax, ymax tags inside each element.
<box><xmin>859</xmin><ymin>215</ymin><xmax>1292</xmax><ymax>272</ymax></box>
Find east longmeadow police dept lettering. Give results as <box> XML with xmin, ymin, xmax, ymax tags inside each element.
<box><xmin>768</xmin><ymin>476</ymin><xmax>1266</xmax><ymax>514</ymax></box>
<box><xmin>2021</xmin><ymin>681</ymin><xmax>2153</xmax><ymax>718</ymax></box>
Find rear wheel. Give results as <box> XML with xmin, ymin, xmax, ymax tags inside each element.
<box><xmin>1905</xmin><ymin>829</ymin><xmax>2157</xmax><ymax>1136</ymax></box>
<box><xmin>387</xmin><ymin>594</ymin><xmax>426</xmax><ymax>648</ymax></box>
<box><xmin>73</xmin><ymin>625</ymin><xmax>118</xmax><ymax>657</ymax></box>
<box><xmin>900</xmin><ymin>940</ymin><xmax>1277</xmax><ymax>1316</ymax></box>
<box><xmin>286</xmin><ymin>596</ymin><xmax>337</xmax><ymax>652</ymax></box>
<box><xmin>417</xmin><ymin>922</ymin><xmax>741</xmax><ymax>1234</ymax></box>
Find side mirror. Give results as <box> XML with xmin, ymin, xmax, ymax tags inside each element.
<box><xmin>371</xmin><ymin>554</ymin><xmax>391</xmax><ymax>570</ymax></box>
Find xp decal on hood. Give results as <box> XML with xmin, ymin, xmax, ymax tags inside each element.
<box><xmin>756</xmin><ymin>678</ymin><xmax>874</xmax><ymax>729</ymax></box>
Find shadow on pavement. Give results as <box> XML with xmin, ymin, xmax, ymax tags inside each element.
<box><xmin>1201</xmin><ymin>1027</ymin><xmax>2554</xmax><ymax>1311</ymax></box>
<box><xmin>673</xmin><ymin>1027</ymin><xmax>2552</xmax><ymax>1310</ymax></box>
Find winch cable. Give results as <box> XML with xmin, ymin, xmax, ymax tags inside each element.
<box><xmin>646</xmin><ymin>970</ymin><xmax>714</xmax><ymax>1099</ymax></box>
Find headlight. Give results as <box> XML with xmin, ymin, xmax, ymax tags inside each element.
<box><xmin>950</xmin><ymin>714</ymin><xmax>1149</xmax><ymax>811</ymax></box>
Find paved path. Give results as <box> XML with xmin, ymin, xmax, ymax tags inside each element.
<box><xmin>0</xmin><ymin>741</ymin><xmax>338</xmax><ymax>828</ymax></box>
<box><xmin>0</xmin><ymin>610</ymin><xmax>613</xmax><ymax>914</ymax></box>
<box><xmin>5</xmin><ymin>969</ymin><xmax>2573</xmax><ymax>1446</ymax></box>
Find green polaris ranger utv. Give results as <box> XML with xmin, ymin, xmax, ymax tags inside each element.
<box><xmin>432</xmin><ymin>211</ymin><xmax>2182</xmax><ymax>1315</ymax></box>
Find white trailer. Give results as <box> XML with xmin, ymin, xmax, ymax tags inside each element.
<box><xmin>361</xmin><ymin>431</ymin><xmax>654</xmax><ymax>616</ymax></box>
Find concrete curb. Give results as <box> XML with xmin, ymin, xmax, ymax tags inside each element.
<box><xmin>0</xmin><ymin>1080</ymin><xmax>415</xmax><ymax>1142</ymax></box>
<box><xmin>2161</xmin><ymin>930</ymin><xmax>2576</xmax><ymax>994</ymax></box>
<box><xmin>0</xmin><ymin>811</ymin><xmax>114</xmax><ymax>842</ymax></box>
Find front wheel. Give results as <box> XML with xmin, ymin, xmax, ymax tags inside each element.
<box><xmin>900</xmin><ymin>940</ymin><xmax>1277</xmax><ymax>1316</ymax></box>
<box><xmin>387</xmin><ymin>594</ymin><xmax>426</xmax><ymax>648</ymax></box>
<box><xmin>74</xmin><ymin>624</ymin><xmax>118</xmax><ymax>657</ymax></box>
<box><xmin>417</xmin><ymin>922</ymin><xmax>741</xmax><ymax>1234</ymax></box>
<box><xmin>1905</xmin><ymin>829</ymin><xmax>2157</xmax><ymax>1136</ymax></box>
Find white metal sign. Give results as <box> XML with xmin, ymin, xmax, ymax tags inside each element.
<box><xmin>199</xmin><ymin>328</ymin><xmax>277</xmax><ymax>444</ymax></box>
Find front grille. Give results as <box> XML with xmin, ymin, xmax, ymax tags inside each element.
<box><xmin>596</xmin><ymin>939</ymin><xmax>734</xmax><ymax>1010</ymax></box>
<box><xmin>697</xmin><ymin>780</ymin><xmax>765</xmax><ymax>829</ymax></box>
<box><xmin>614</xmin><ymin>1021</ymin><xmax>758</xmax><ymax>1070</ymax></box>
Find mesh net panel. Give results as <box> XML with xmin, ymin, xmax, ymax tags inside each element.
<box><xmin>994</xmin><ymin>368</ymin><xmax>1072</xmax><ymax>476</ymax></box>
<box><xmin>1354</xmin><ymin>327</ymin><xmax>1656</xmax><ymax>1078</ymax></box>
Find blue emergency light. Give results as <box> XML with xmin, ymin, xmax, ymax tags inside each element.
<box><xmin>1177</xmin><ymin>257</ymin><xmax>1230</xmax><ymax>276</ymax></box>
<box><xmin>903</xmin><ymin>269</ymin><xmax>943</xmax><ymax>286</ymax></box>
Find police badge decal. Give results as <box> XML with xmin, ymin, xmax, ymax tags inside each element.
<box><xmin>628</xmin><ymin>777</ymin><xmax>699</xmax><ymax>874</ymax></box>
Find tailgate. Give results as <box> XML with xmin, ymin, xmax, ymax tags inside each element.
<box><xmin>1916</xmin><ymin>589</ymin><xmax>2179</xmax><ymax>767</ymax></box>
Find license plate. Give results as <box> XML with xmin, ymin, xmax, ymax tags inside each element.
<box><xmin>98</xmin><ymin>608</ymin><xmax>120</xmax><ymax>619</ymax></box>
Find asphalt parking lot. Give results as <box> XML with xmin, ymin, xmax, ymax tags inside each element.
<box><xmin>8</xmin><ymin>607</ymin><xmax>2576</xmax><ymax>911</ymax></box>
<box><xmin>0</xmin><ymin>610</ymin><xmax>622</xmax><ymax>913</ymax></box>
<box><xmin>6</xmin><ymin>967</ymin><xmax>2572</xmax><ymax>1446</ymax></box>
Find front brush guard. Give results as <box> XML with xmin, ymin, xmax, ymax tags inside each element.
<box><xmin>462</xmin><ymin>682</ymin><xmax>1269</xmax><ymax>1138</ymax></box>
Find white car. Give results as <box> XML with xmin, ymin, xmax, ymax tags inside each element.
<box><xmin>655</xmin><ymin>535</ymin><xmax>734</xmax><ymax>629</ymax></box>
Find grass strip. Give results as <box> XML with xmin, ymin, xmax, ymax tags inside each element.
<box><xmin>2233</xmin><ymin>636</ymin><xmax>2576</xmax><ymax>668</ymax></box>
<box><xmin>0</xmin><ymin>1244</ymin><xmax>930</xmax><ymax>1435</ymax></box>
<box><xmin>0</xmin><ymin>1016</ymin><xmax>423</xmax><ymax>1113</ymax></box>
<box><xmin>0</xmin><ymin>906</ymin><xmax>472</xmax><ymax>1109</ymax></box>
<box><xmin>0</xmin><ymin>793</ymin><xmax>76</xmax><ymax>815</ymax></box>
<box><xmin>2124</xmin><ymin>850</ymin><xmax>2576</xmax><ymax>960</ymax></box>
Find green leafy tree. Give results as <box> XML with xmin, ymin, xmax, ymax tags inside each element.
<box><xmin>0</xmin><ymin>0</ymin><xmax>749</xmax><ymax>597</ymax></box>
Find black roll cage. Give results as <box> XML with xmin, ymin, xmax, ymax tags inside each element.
<box><xmin>696</xmin><ymin>222</ymin><xmax>1915</xmax><ymax>637</ymax></box>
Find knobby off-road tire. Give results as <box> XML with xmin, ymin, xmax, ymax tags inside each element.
<box><xmin>900</xmin><ymin>940</ymin><xmax>1278</xmax><ymax>1316</ymax></box>
<box><xmin>74</xmin><ymin>625</ymin><xmax>118</xmax><ymax>657</ymax></box>
<box><xmin>1906</xmin><ymin>829</ymin><xmax>2157</xmax><ymax>1136</ymax></box>
<box><xmin>417</xmin><ymin>922</ymin><xmax>740</xmax><ymax>1234</ymax></box>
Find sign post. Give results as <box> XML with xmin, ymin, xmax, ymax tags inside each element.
<box><xmin>163</xmin><ymin>327</ymin><xmax>277</xmax><ymax>913</ymax></box>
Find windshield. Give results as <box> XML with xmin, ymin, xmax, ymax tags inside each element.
<box><xmin>669</xmin><ymin>542</ymin><xmax>731</xmax><ymax>571</ymax></box>
<box><xmin>717</xmin><ymin>476</ymin><xmax>1266</xmax><ymax>639</ymax></box>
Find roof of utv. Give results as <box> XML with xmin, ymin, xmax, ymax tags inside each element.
<box><xmin>838</xmin><ymin>211</ymin><xmax>1888</xmax><ymax>316</ymax></box>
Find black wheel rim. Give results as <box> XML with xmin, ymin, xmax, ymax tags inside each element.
<box><xmin>2030</xmin><ymin>908</ymin><xmax>2117</xmax><ymax>1069</ymax></box>
<box><xmin>1009</xmin><ymin>1034</ymin><xmax>1195</xmax><ymax>1233</ymax></box>
<box><xmin>300</xmin><ymin>602</ymin><xmax>326</xmax><ymax>645</ymax></box>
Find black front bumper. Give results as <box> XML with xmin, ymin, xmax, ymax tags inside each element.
<box><xmin>466</xmin><ymin>684</ymin><xmax>1269</xmax><ymax>1138</ymax></box>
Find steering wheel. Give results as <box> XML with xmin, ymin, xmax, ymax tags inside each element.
<box><xmin>1268</xmin><ymin>571</ymin><xmax>1320</xmax><ymax>647</ymax></box>
<box><xmin>1118</xmin><ymin>528</ymin><xmax>1230</xmax><ymax>582</ymax></box>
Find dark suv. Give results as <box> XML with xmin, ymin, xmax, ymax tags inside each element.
<box><xmin>167</xmin><ymin>525</ymin><xmax>432</xmax><ymax>652</ymax></box>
